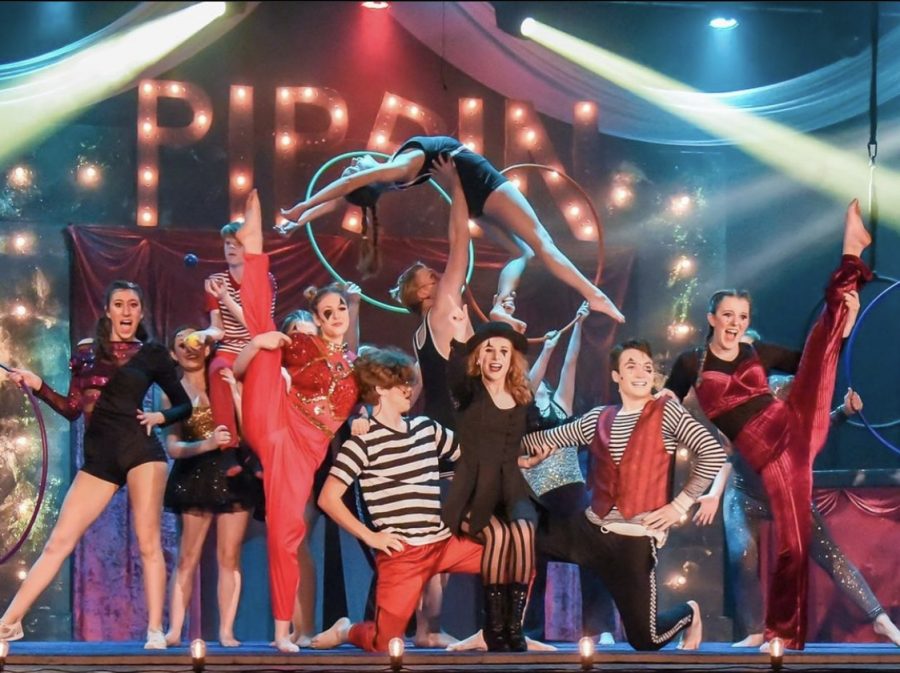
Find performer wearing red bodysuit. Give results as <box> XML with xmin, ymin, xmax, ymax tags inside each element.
<box><xmin>233</xmin><ymin>190</ymin><xmax>359</xmax><ymax>652</ymax></box>
<box><xmin>665</xmin><ymin>200</ymin><xmax>871</xmax><ymax>650</ymax></box>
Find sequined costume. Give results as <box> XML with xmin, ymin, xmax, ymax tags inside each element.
<box><xmin>163</xmin><ymin>405</ymin><xmax>261</xmax><ymax>514</ymax></box>
<box><xmin>724</xmin><ymin>386</ymin><xmax>884</xmax><ymax>638</ymax></box>
<box><xmin>36</xmin><ymin>341</ymin><xmax>191</xmax><ymax>486</ymax></box>
<box><xmin>666</xmin><ymin>254</ymin><xmax>871</xmax><ymax>649</ymax></box>
<box><xmin>239</xmin><ymin>251</ymin><xmax>358</xmax><ymax>621</ymax></box>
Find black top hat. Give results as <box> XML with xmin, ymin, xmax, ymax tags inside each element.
<box><xmin>463</xmin><ymin>321</ymin><xmax>528</xmax><ymax>355</ymax></box>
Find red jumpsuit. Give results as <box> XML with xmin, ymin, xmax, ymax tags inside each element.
<box><xmin>693</xmin><ymin>255</ymin><xmax>870</xmax><ymax>649</ymax></box>
<box><xmin>240</xmin><ymin>252</ymin><xmax>358</xmax><ymax>621</ymax></box>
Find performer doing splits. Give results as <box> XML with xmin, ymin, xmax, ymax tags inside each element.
<box><xmin>232</xmin><ymin>190</ymin><xmax>359</xmax><ymax>652</ymax></box>
<box><xmin>311</xmin><ymin>348</ymin><xmax>483</xmax><ymax>652</ymax></box>
<box><xmin>665</xmin><ymin>199</ymin><xmax>872</xmax><ymax>651</ymax></box>
<box><xmin>279</xmin><ymin>135</ymin><xmax>624</xmax><ymax>325</ymax></box>
<box><xmin>521</xmin><ymin>339</ymin><xmax>724</xmax><ymax>651</ymax></box>
<box><xmin>0</xmin><ymin>281</ymin><xmax>191</xmax><ymax>648</ymax></box>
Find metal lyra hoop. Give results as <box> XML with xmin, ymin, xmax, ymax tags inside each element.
<box><xmin>842</xmin><ymin>275</ymin><xmax>900</xmax><ymax>455</ymax></box>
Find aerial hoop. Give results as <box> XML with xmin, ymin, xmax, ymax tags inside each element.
<box><xmin>301</xmin><ymin>150</ymin><xmax>476</xmax><ymax>314</ymax></box>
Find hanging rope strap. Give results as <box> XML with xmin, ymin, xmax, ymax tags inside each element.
<box><xmin>867</xmin><ymin>1</ymin><xmax>880</xmax><ymax>270</ymax></box>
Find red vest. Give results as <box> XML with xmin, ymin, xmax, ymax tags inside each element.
<box><xmin>588</xmin><ymin>397</ymin><xmax>672</xmax><ymax>519</ymax></box>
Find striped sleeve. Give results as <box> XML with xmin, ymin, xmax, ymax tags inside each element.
<box><xmin>331</xmin><ymin>437</ymin><xmax>369</xmax><ymax>486</ymax></box>
<box><xmin>521</xmin><ymin>406</ymin><xmax>604</xmax><ymax>454</ymax></box>
<box><xmin>432</xmin><ymin>420</ymin><xmax>460</xmax><ymax>463</ymax></box>
<box><xmin>662</xmin><ymin>399</ymin><xmax>727</xmax><ymax>512</ymax></box>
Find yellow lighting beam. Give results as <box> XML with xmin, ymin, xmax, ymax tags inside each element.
<box><xmin>0</xmin><ymin>3</ymin><xmax>227</xmax><ymax>164</ymax></box>
<box><xmin>521</xmin><ymin>18</ymin><xmax>900</xmax><ymax>227</ymax></box>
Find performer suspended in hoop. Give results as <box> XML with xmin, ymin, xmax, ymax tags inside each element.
<box><xmin>278</xmin><ymin>135</ymin><xmax>625</xmax><ymax>327</ymax></box>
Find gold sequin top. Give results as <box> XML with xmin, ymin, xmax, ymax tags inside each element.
<box><xmin>182</xmin><ymin>405</ymin><xmax>216</xmax><ymax>442</ymax></box>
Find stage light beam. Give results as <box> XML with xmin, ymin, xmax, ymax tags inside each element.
<box><xmin>0</xmin><ymin>3</ymin><xmax>230</xmax><ymax>165</ymax></box>
<box><xmin>520</xmin><ymin>18</ymin><xmax>900</xmax><ymax>228</ymax></box>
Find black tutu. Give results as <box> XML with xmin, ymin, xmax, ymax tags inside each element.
<box><xmin>164</xmin><ymin>448</ymin><xmax>262</xmax><ymax>514</ymax></box>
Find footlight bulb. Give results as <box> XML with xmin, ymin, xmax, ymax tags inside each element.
<box><xmin>190</xmin><ymin>638</ymin><xmax>206</xmax><ymax>673</ymax></box>
<box><xmin>388</xmin><ymin>636</ymin><xmax>404</xmax><ymax>672</ymax></box>
<box><xmin>769</xmin><ymin>636</ymin><xmax>784</xmax><ymax>671</ymax></box>
<box><xmin>0</xmin><ymin>639</ymin><xmax>8</xmax><ymax>670</ymax></box>
<box><xmin>579</xmin><ymin>635</ymin><xmax>595</xmax><ymax>670</ymax></box>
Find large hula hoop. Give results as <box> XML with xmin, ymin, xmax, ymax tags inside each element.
<box><xmin>304</xmin><ymin>150</ymin><xmax>476</xmax><ymax>314</ymax></box>
<box><xmin>842</xmin><ymin>275</ymin><xmax>900</xmax><ymax>455</ymax></box>
<box><xmin>0</xmin><ymin>379</ymin><xmax>50</xmax><ymax>564</ymax></box>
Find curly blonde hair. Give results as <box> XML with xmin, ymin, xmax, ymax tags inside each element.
<box><xmin>466</xmin><ymin>344</ymin><xmax>533</xmax><ymax>406</ymax></box>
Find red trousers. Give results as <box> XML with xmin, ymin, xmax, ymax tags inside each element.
<box><xmin>208</xmin><ymin>350</ymin><xmax>239</xmax><ymax>448</ymax></box>
<box><xmin>733</xmin><ymin>255</ymin><xmax>870</xmax><ymax>649</ymax></box>
<box><xmin>241</xmin><ymin>252</ymin><xmax>331</xmax><ymax>621</ymax></box>
<box><xmin>348</xmin><ymin>535</ymin><xmax>483</xmax><ymax>652</ymax></box>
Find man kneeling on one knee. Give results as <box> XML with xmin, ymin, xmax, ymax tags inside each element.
<box><xmin>521</xmin><ymin>339</ymin><xmax>726</xmax><ymax>651</ymax></box>
<box><xmin>312</xmin><ymin>347</ymin><xmax>482</xmax><ymax>652</ymax></box>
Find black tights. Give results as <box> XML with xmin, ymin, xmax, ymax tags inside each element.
<box><xmin>464</xmin><ymin>516</ymin><xmax>535</xmax><ymax>585</ymax></box>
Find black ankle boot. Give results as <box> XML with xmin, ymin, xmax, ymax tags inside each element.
<box><xmin>505</xmin><ymin>582</ymin><xmax>530</xmax><ymax>652</ymax></box>
<box><xmin>483</xmin><ymin>584</ymin><xmax>510</xmax><ymax>652</ymax></box>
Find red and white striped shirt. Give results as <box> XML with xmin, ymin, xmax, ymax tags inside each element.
<box><xmin>204</xmin><ymin>270</ymin><xmax>277</xmax><ymax>354</ymax></box>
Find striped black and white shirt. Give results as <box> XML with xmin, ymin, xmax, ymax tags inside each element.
<box><xmin>522</xmin><ymin>398</ymin><xmax>725</xmax><ymax>522</ymax></box>
<box><xmin>331</xmin><ymin>416</ymin><xmax>460</xmax><ymax>546</ymax></box>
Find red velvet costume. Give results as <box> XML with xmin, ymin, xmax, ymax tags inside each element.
<box><xmin>677</xmin><ymin>255</ymin><xmax>870</xmax><ymax>649</ymax></box>
<box><xmin>239</xmin><ymin>252</ymin><xmax>358</xmax><ymax>621</ymax></box>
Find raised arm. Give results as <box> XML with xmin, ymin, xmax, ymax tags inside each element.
<box><xmin>528</xmin><ymin>330</ymin><xmax>560</xmax><ymax>392</ymax></box>
<box><xmin>430</xmin><ymin>157</ymin><xmax>472</xmax><ymax>342</ymax></box>
<box><xmin>345</xmin><ymin>283</ymin><xmax>362</xmax><ymax>353</ymax></box>
<box><xmin>554</xmin><ymin>302</ymin><xmax>589</xmax><ymax>414</ymax></box>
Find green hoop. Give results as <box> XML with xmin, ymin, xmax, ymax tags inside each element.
<box><xmin>304</xmin><ymin>150</ymin><xmax>477</xmax><ymax>313</ymax></box>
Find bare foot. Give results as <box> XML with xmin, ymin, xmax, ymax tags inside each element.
<box><xmin>677</xmin><ymin>600</ymin><xmax>703</xmax><ymax>650</ymax></box>
<box><xmin>587</xmin><ymin>290</ymin><xmax>625</xmax><ymax>323</ymax></box>
<box><xmin>732</xmin><ymin>633</ymin><xmax>764</xmax><ymax>648</ymax></box>
<box><xmin>874</xmin><ymin>613</ymin><xmax>900</xmax><ymax>646</ymax></box>
<box><xmin>489</xmin><ymin>305</ymin><xmax>527</xmax><ymax>334</ymax></box>
<box><xmin>219</xmin><ymin>634</ymin><xmax>241</xmax><ymax>647</ymax></box>
<box><xmin>281</xmin><ymin>201</ymin><xmax>306</xmax><ymax>224</ymax></box>
<box><xmin>164</xmin><ymin>631</ymin><xmax>182</xmax><ymax>647</ymax></box>
<box><xmin>525</xmin><ymin>636</ymin><xmax>557</xmax><ymax>651</ymax></box>
<box><xmin>311</xmin><ymin>617</ymin><xmax>351</xmax><ymax>649</ymax></box>
<box><xmin>843</xmin><ymin>198</ymin><xmax>872</xmax><ymax>258</ymax></box>
<box><xmin>290</xmin><ymin>632</ymin><xmax>313</xmax><ymax>648</ymax></box>
<box><xmin>274</xmin><ymin>636</ymin><xmax>300</xmax><ymax>653</ymax></box>
<box><xmin>415</xmin><ymin>631</ymin><xmax>458</xmax><ymax>648</ymax></box>
<box><xmin>235</xmin><ymin>189</ymin><xmax>263</xmax><ymax>255</ymax></box>
<box><xmin>445</xmin><ymin>629</ymin><xmax>486</xmax><ymax>651</ymax></box>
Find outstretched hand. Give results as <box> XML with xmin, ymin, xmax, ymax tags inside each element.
<box><xmin>842</xmin><ymin>387</ymin><xmax>863</xmax><ymax>415</ymax></box>
<box><xmin>430</xmin><ymin>154</ymin><xmax>461</xmax><ymax>193</ymax></box>
<box><xmin>254</xmin><ymin>331</ymin><xmax>292</xmax><ymax>351</ymax></box>
<box><xmin>643</xmin><ymin>503</ymin><xmax>683</xmax><ymax>532</ymax></box>
<box><xmin>7</xmin><ymin>367</ymin><xmax>43</xmax><ymax>391</ymax></box>
<box><xmin>692</xmin><ymin>493</ymin><xmax>721</xmax><ymax>526</ymax></box>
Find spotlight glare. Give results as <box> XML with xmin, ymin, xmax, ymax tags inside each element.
<box><xmin>611</xmin><ymin>185</ymin><xmax>633</xmax><ymax>207</ymax></box>
<box><xmin>236</xmin><ymin>86</ymin><xmax>247</xmax><ymax>99</ymax></box>
<box><xmin>12</xmin><ymin>233</ymin><xmax>31</xmax><ymax>252</ymax></box>
<box><xmin>196</xmin><ymin>112</ymin><xmax>209</xmax><ymax>127</ymax></box>
<box><xmin>521</xmin><ymin>17</ymin><xmax>537</xmax><ymax>37</ymax></box>
<box><xmin>362</xmin><ymin>1</ymin><xmax>390</xmax><ymax>8</ymax></box>
<box><xmin>9</xmin><ymin>165</ymin><xmax>31</xmax><ymax>188</ymax></box>
<box><xmin>709</xmin><ymin>17</ymin><xmax>739</xmax><ymax>30</ymax></box>
<box><xmin>78</xmin><ymin>164</ymin><xmax>101</xmax><ymax>187</ymax></box>
<box><xmin>13</xmin><ymin>304</ymin><xmax>29</xmax><ymax>318</ymax></box>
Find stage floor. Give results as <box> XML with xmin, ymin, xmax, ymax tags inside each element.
<box><xmin>4</xmin><ymin>641</ymin><xmax>900</xmax><ymax>673</ymax></box>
